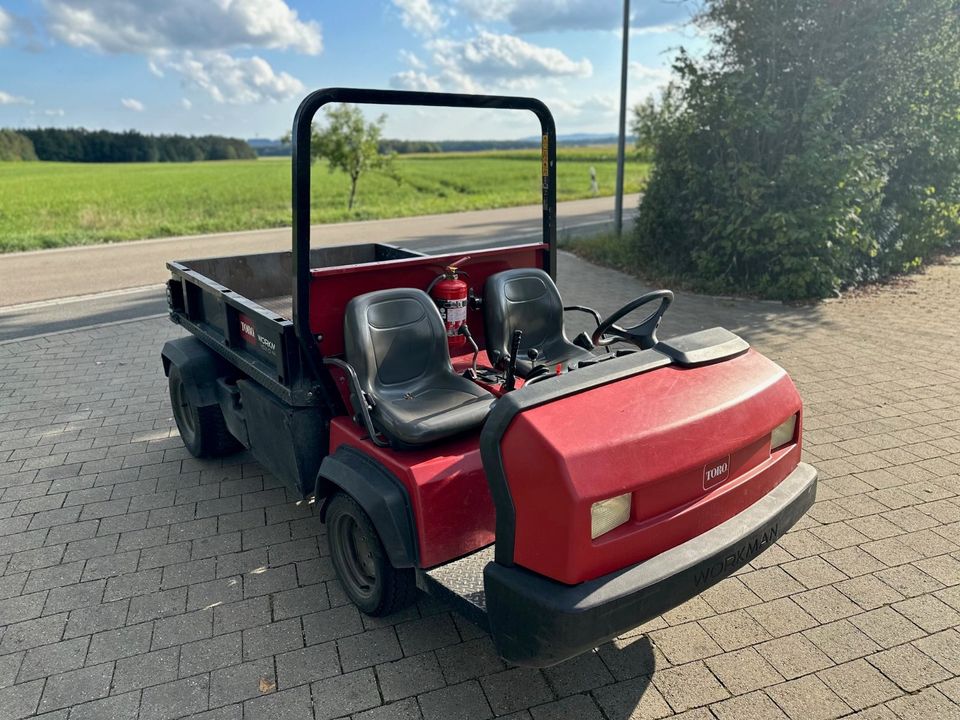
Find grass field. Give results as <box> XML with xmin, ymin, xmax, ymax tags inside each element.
<box><xmin>0</xmin><ymin>147</ymin><xmax>649</xmax><ymax>252</ymax></box>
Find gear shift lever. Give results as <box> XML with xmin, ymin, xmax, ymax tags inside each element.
<box><xmin>503</xmin><ymin>329</ymin><xmax>523</xmax><ymax>392</ymax></box>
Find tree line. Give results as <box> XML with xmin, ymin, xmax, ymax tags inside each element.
<box><xmin>1</xmin><ymin>128</ymin><xmax>256</xmax><ymax>163</ymax></box>
<box><xmin>258</xmin><ymin>137</ymin><xmax>618</xmax><ymax>158</ymax></box>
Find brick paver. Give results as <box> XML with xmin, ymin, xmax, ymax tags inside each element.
<box><xmin>2</xmin><ymin>251</ymin><xmax>960</xmax><ymax>719</ymax></box>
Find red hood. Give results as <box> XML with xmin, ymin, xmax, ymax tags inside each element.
<box><xmin>497</xmin><ymin>348</ymin><xmax>803</xmax><ymax>584</ymax></box>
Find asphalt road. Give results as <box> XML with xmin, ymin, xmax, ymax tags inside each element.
<box><xmin>0</xmin><ymin>195</ymin><xmax>638</xmax><ymax>342</ymax></box>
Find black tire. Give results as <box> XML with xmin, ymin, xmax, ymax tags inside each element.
<box><xmin>168</xmin><ymin>364</ymin><xmax>240</xmax><ymax>458</ymax></box>
<box><xmin>326</xmin><ymin>492</ymin><xmax>418</xmax><ymax>616</ymax></box>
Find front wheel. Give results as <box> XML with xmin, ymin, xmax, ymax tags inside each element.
<box><xmin>326</xmin><ymin>492</ymin><xmax>417</xmax><ymax>616</ymax></box>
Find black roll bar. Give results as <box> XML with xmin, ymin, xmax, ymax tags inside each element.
<box><xmin>290</xmin><ymin>88</ymin><xmax>558</xmax><ymax>393</ymax></box>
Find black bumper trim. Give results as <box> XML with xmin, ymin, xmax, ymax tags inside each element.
<box><xmin>483</xmin><ymin>462</ymin><xmax>818</xmax><ymax>667</ymax></box>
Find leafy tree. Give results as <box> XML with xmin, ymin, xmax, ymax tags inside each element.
<box><xmin>310</xmin><ymin>104</ymin><xmax>394</xmax><ymax>210</ymax></box>
<box><xmin>0</xmin><ymin>130</ymin><xmax>37</xmax><ymax>161</ymax></box>
<box><xmin>633</xmin><ymin>0</ymin><xmax>960</xmax><ymax>300</ymax></box>
<box><xmin>631</xmin><ymin>84</ymin><xmax>680</xmax><ymax>162</ymax></box>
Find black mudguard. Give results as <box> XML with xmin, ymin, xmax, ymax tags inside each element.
<box><xmin>160</xmin><ymin>336</ymin><xmax>232</xmax><ymax>408</ymax></box>
<box><xmin>317</xmin><ymin>446</ymin><xmax>419</xmax><ymax>569</ymax></box>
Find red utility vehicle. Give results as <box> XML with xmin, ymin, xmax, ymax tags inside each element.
<box><xmin>161</xmin><ymin>88</ymin><xmax>817</xmax><ymax>667</ymax></box>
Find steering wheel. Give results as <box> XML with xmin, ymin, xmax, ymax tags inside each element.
<box><xmin>591</xmin><ymin>290</ymin><xmax>674</xmax><ymax>349</ymax></box>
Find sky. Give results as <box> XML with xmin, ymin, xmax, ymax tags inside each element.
<box><xmin>0</xmin><ymin>0</ymin><xmax>707</xmax><ymax>140</ymax></box>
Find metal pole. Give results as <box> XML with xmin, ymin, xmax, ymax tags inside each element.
<box><xmin>614</xmin><ymin>0</ymin><xmax>630</xmax><ymax>236</ymax></box>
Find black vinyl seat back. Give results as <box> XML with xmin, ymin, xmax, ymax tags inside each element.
<box><xmin>484</xmin><ymin>268</ymin><xmax>593</xmax><ymax>377</ymax></box>
<box><xmin>344</xmin><ymin>288</ymin><xmax>494</xmax><ymax>447</ymax></box>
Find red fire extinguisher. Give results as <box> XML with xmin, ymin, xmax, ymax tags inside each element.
<box><xmin>427</xmin><ymin>256</ymin><xmax>470</xmax><ymax>354</ymax></box>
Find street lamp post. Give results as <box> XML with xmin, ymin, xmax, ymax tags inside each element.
<box><xmin>614</xmin><ymin>0</ymin><xmax>630</xmax><ymax>236</ymax></box>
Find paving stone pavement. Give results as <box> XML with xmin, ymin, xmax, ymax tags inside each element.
<box><xmin>2</xmin><ymin>250</ymin><xmax>960</xmax><ymax>719</ymax></box>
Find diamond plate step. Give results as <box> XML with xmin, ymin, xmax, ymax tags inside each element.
<box><xmin>419</xmin><ymin>545</ymin><xmax>494</xmax><ymax>629</ymax></box>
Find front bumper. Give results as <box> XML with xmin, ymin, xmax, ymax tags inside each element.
<box><xmin>484</xmin><ymin>461</ymin><xmax>817</xmax><ymax>667</ymax></box>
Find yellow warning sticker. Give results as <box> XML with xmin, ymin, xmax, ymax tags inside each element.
<box><xmin>541</xmin><ymin>134</ymin><xmax>549</xmax><ymax>176</ymax></box>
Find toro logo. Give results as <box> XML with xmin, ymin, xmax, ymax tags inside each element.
<box><xmin>238</xmin><ymin>315</ymin><xmax>276</xmax><ymax>355</ymax></box>
<box><xmin>239</xmin><ymin>315</ymin><xmax>257</xmax><ymax>344</ymax></box>
<box><xmin>703</xmin><ymin>455</ymin><xmax>731</xmax><ymax>490</ymax></box>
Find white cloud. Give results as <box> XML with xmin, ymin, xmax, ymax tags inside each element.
<box><xmin>390</xmin><ymin>70</ymin><xmax>442</xmax><ymax>93</ymax></box>
<box><xmin>430</xmin><ymin>31</ymin><xmax>592</xmax><ymax>82</ymax></box>
<box><xmin>399</xmin><ymin>48</ymin><xmax>426</xmax><ymax>70</ymax></box>
<box><xmin>629</xmin><ymin>61</ymin><xmax>672</xmax><ymax>100</ymax></box>
<box><xmin>0</xmin><ymin>90</ymin><xmax>32</xmax><ymax>105</ymax></box>
<box><xmin>42</xmin><ymin>0</ymin><xmax>318</xmax><ymax>107</ymax></box>
<box><xmin>459</xmin><ymin>0</ymin><xmax>691</xmax><ymax>33</ymax></box>
<box><xmin>44</xmin><ymin>0</ymin><xmax>322</xmax><ymax>55</ymax></box>
<box><xmin>629</xmin><ymin>62</ymin><xmax>671</xmax><ymax>84</ymax></box>
<box><xmin>392</xmin><ymin>0</ymin><xmax>443</xmax><ymax>36</ymax></box>
<box><xmin>121</xmin><ymin>97</ymin><xmax>144</xmax><ymax>111</ymax></box>
<box><xmin>157</xmin><ymin>51</ymin><xmax>304</xmax><ymax>104</ymax></box>
<box><xmin>0</xmin><ymin>6</ymin><xmax>11</xmax><ymax>45</ymax></box>
<box><xmin>180</xmin><ymin>97</ymin><xmax>192</xmax><ymax>110</ymax></box>
<box><xmin>546</xmin><ymin>93</ymin><xmax>618</xmax><ymax>123</ymax></box>
<box><xmin>629</xmin><ymin>23</ymin><xmax>682</xmax><ymax>36</ymax></box>
<box><xmin>390</xmin><ymin>31</ymin><xmax>591</xmax><ymax>96</ymax></box>
<box><xmin>44</xmin><ymin>108</ymin><xmax>65</xmax><ymax>116</ymax></box>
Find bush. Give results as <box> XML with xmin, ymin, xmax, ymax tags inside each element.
<box><xmin>634</xmin><ymin>0</ymin><xmax>960</xmax><ymax>300</ymax></box>
<box><xmin>0</xmin><ymin>129</ymin><xmax>37</xmax><ymax>161</ymax></box>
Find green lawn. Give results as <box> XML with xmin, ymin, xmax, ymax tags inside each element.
<box><xmin>0</xmin><ymin>147</ymin><xmax>649</xmax><ymax>252</ymax></box>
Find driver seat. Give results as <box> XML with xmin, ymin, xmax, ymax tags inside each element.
<box><xmin>344</xmin><ymin>288</ymin><xmax>495</xmax><ymax>447</ymax></box>
<box><xmin>484</xmin><ymin>268</ymin><xmax>595</xmax><ymax>378</ymax></box>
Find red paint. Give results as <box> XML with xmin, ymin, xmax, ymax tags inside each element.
<box><xmin>308</xmin><ymin>243</ymin><xmax>546</xmax><ymax>356</ymax></box>
<box><xmin>329</xmin><ymin>418</ymin><xmax>495</xmax><ymax>568</ymax></box>
<box><xmin>498</xmin><ymin>349</ymin><xmax>804</xmax><ymax>584</ymax></box>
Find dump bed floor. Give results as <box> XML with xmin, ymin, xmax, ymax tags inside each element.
<box><xmin>257</xmin><ymin>295</ymin><xmax>292</xmax><ymax>319</ymax></box>
<box><xmin>420</xmin><ymin>545</ymin><xmax>493</xmax><ymax>629</ymax></box>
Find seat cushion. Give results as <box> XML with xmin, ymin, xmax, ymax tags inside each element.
<box><xmin>373</xmin><ymin>375</ymin><xmax>495</xmax><ymax>446</ymax></box>
<box><xmin>344</xmin><ymin>288</ymin><xmax>495</xmax><ymax>447</ymax></box>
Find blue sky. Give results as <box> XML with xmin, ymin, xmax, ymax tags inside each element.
<box><xmin>0</xmin><ymin>0</ymin><xmax>705</xmax><ymax>140</ymax></box>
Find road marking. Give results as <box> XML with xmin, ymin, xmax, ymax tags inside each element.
<box><xmin>0</xmin><ymin>313</ymin><xmax>168</xmax><ymax>346</ymax></box>
<box><xmin>0</xmin><ymin>284</ymin><xmax>165</xmax><ymax>314</ymax></box>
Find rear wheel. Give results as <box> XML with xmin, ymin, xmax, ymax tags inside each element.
<box><xmin>326</xmin><ymin>492</ymin><xmax>417</xmax><ymax>616</ymax></box>
<box><xmin>168</xmin><ymin>364</ymin><xmax>240</xmax><ymax>458</ymax></box>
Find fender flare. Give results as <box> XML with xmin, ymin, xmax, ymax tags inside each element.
<box><xmin>160</xmin><ymin>336</ymin><xmax>231</xmax><ymax>408</ymax></box>
<box><xmin>317</xmin><ymin>446</ymin><xmax>418</xmax><ymax>569</ymax></box>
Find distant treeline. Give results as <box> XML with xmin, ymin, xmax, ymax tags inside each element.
<box><xmin>11</xmin><ymin>128</ymin><xmax>256</xmax><ymax>163</ymax></box>
<box><xmin>256</xmin><ymin>136</ymin><xmax>628</xmax><ymax>157</ymax></box>
<box><xmin>0</xmin><ymin>129</ymin><xmax>37</xmax><ymax>161</ymax></box>
<box><xmin>252</xmin><ymin>138</ymin><xmax>569</xmax><ymax>157</ymax></box>
<box><xmin>380</xmin><ymin>139</ymin><xmax>553</xmax><ymax>154</ymax></box>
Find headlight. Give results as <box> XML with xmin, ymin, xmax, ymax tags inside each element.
<box><xmin>771</xmin><ymin>414</ymin><xmax>798</xmax><ymax>450</ymax></box>
<box><xmin>591</xmin><ymin>493</ymin><xmax>632</xmax><ymax>539</ymax></box>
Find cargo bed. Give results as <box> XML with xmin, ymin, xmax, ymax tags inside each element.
<box><xmin>165</xmin><ymin>243</ymin><xmax>426</xmax><ymax>405</ymax></box>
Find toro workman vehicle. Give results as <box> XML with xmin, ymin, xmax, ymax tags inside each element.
<box><xmin>161</xmin><ymin>88</ymin><xmax>817</xmax><ymax>667</ymax></box>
